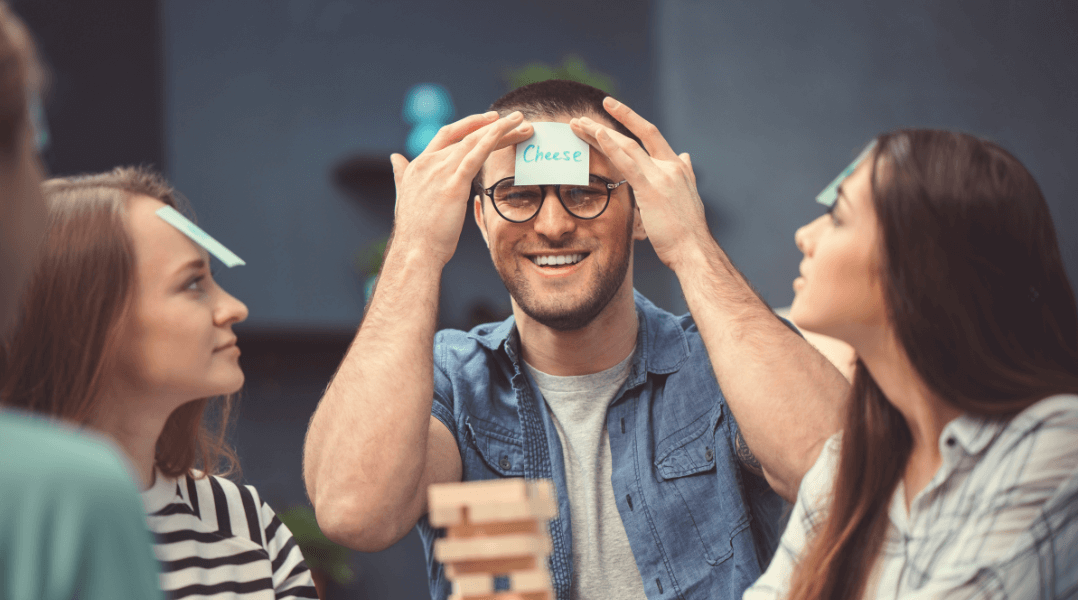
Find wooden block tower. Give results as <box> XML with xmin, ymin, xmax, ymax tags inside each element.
<box><xmin>428</xmin><ymin>478</ymin><xmax>558</xmax><ymax>600</ymax></box>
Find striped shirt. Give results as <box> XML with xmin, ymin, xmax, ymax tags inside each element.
<box><xmin>142</xmin><ymin>470</ymin><xmax>318</xmax><ymax>600</ymax></box>
<box><xmin>745</xmin><ymin>393</ymin><xmax>1078</xmax><ymax>599</ymax></box>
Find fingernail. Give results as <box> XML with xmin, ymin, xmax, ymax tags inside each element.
<box><xmin>605</xmin><ymin>97</ymin><xmax>621</xmax><ymax>108</ymax></box>
<box><xmin>580</xmin><ymin>116</ymin><xmax>595</xmax><ymax>124</ymax></box>
<box><xmin>484</xmin><ymin>111</ymin><xmax>498</xmax><ymax>119</ymax></box>
<box><xmin>509</xmin><ymin>111</ymin><xmax>523</xmax><ymax>120</ymax></box>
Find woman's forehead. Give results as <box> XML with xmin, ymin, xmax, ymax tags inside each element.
<box><xmin>127</xmin><ymin>195</ymin><xmax>207</xmax><ymax>270</ymax></box>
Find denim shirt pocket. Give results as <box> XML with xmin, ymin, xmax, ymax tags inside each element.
<box><xmin>653</xmin><ymin>408</ymin><xmax>745</xmax><ymax>566</ymax></box>
<box><xmin>463</xmin><ymin>414</ymin><xmax>526</xmax><ymax>478</ymax></box>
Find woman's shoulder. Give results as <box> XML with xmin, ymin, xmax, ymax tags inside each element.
<box><xmin>191</xmin><ymin>470</ymin><xmax>265</xmax><ymax>504</ymax></box>
<box><xmin>1013</xmin><ymin>393</ymin><xmax>1078</xmax><ymax>426</ymax></box>
<box><xmin>181</xmin><ymin>471</ymin><xmax>275</xmax><ymax>542</ymax></box>
<box><xmin>982</xmin><ymin>393</ymin><xmax>1078</xmax><ymax>457</ymax></box>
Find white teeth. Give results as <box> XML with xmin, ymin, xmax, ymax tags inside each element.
<box><xmin>531</xmin><ymin>254</ymin><xmax>584</xmax><ymax>266</ymax></box>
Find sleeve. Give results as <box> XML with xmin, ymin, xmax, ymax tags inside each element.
<box><xmin>59</xmin><ymin>442</ymin><xmax>165</xmax><ymax>600</ymax></box>
<box><xmin>743</xmin><ymin>434</ymin><xmax>841</xmax><ymax>600</ymax></box>
<box><xmin>895</xmin><ymin>400</ymin><xmax>1078</xmax><ymax>600</ymax></box>
<box><xmin>431</xmin><ymin>331</ymin><xmax>457</xmax><ymax>438</ymax></box>
<box><xmin>260</xmin><ymin>498</ymin><xmax>320</xmax><ymax>600</ymax></box>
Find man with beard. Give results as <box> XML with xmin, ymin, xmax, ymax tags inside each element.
<box><xmin>303</xmin><ymin>81</ymin><xmax>848</xmax><ymax>600</ymax></box>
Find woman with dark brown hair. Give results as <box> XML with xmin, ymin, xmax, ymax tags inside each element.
<box><xmin>1</xmin><ymin>166</ymin><xmax>318</xmax><ymax>600</ymax></box>
<box><xmin>744</xmin><ymin>130</ymin><xmax>1078</xmax><ymax>598</ymax></box>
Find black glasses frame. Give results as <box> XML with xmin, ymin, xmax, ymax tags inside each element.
<box><xmin>483</xmin><ymin>174</ymin><xmax>629</xmax><ymax>223</ymax></box>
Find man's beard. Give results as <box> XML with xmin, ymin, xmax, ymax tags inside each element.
<box><xmin>494</xmin><ymin>218</ymin><xmax>634</xmax><ymax>332</ymax></box>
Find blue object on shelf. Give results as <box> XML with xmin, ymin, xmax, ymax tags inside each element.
<box><xmin>403</xmin><ymin>83</ymin><xmax>454</xmax><ymax>157</ymax></box>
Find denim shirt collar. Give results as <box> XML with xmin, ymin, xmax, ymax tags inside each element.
<box><xmin>466</xmin><ymin>289</ymin><xmax>690</xmax><ymax>381</ymax></box>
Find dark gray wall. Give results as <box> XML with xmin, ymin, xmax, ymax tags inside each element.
<box><xmin>13</xmin><ymin>0</ymin><xmax>165</xmax><ymax>176</ymax></box>
<box><xmin>655</xmin><ymin>0</ymin><xmax>1078</xmax><ymax>311</ymax></box>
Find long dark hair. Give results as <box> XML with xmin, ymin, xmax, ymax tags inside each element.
<box><xmin>0</xmin><ymin>166</ymin><xmax>239</xmax><ymax>479</ymax></box>
<box><xmin>788</xmin><ymin>129</ymin><xmax>1078</xmax><ymax>599</ymax></box>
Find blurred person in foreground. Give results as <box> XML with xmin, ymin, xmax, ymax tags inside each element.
<box><xmin>743</xmin><ymin>130</ymin><xmax>1078</xmax><ymax>598</ymax></box>
<box><xmin>0</xmin><ymin>3</ymin><xmax>164</xmax><ymax>599</ymax></box>
<box><xmin>304</xmin><ymin>80</ymin><xmax>850</xmax><ymax>600</ymax></box>
<box><xmin>1</xmin><ymin>166</ymin><xmax>318</xmax><ymax>600</ymax></box>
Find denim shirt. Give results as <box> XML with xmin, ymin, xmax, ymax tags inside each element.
<box><xmin>418</xmin><ymin>291</ymin><xmax>785</xmax><ymax>600</ymax></box>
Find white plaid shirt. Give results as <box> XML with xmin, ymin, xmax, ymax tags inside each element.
<box><xmin>745</xmin><ymin>393</ymin><xmax>1078</xmax><ymax>599</ymax></box>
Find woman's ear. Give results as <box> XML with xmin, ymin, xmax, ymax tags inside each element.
<box><xmin>473</xmin><ymin>195</ymin><xmax>489</xmax><ymax>248</ymax></box>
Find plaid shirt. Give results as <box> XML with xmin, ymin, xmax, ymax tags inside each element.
<box><xmin>745</xmin><ymin>394</ymin><xmax>1078</xmax><ymax>599</ymax></box>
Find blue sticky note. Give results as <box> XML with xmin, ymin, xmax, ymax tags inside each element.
<box><xmin>514</xmin><ymin>122</ymin><xmax>589</xmax><ymax>185</ymax></box>
<box><xmin>815</xmin><ymin>140</ymin><xmax>877</xmax><ymax>207</ymax></box>
<box><xmin>155</xmin><ymin>206</ymin><xmax>246</xmax><ymax>268</ymax></box>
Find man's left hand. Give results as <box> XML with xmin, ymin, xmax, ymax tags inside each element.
<box><xmin>570</xmin><ymin>97</ymin><xmax>712</xmax><ymax>273</ymax></box>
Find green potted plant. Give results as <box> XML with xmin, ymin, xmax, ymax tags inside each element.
<box><xmin>277</xmin><ymin>506</ymin><xmax>355</xmax><ymax>599</ymax></box>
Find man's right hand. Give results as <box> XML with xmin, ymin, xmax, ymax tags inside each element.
<box><xmin>388</xmin><ymin>111</ymin><xmax>531</xmax><ymax>267</ymax></box>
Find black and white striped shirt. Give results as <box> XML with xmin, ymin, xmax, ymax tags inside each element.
<box><xmin>142</xmin><ymin>470</ymin><xmax>318</xmax><ymax>600</ymax></box>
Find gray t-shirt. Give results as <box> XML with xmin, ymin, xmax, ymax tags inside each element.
<box><xmin>526</xmin><ymin>352</ymin><xmax>648</xmax><ymax>600</ymax></box>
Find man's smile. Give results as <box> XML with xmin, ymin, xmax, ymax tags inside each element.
<box><xmin>527</xmin><ymin>252</ymin><xmax>589</xmax><ymax>267</ymax></box>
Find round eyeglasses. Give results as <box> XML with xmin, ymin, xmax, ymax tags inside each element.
<box><xmin>483</xmin><ymin>174</ymin><xmax>629</xmax><ymax>223</ymax></box>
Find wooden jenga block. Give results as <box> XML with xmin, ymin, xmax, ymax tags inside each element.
<box><xmin>434</xmin><ymin>533</ymin><xmax>551</xmax><ymax>563</ymax></box>
<box><xmin>447</xmin><ymin>518</ymin><xmax>539</xmax><ymax>538</ymax></box>
<box><xmin>445</xmin><ymin>556</ymin><xmax>539</xmax><ymax>578</ymax></box>
<box><xmin>447</xmin><ymin>591</ymin><xmax>551</xmax><ymax>600</ymax></box>
<box><xmin>449</xmin><ymin>570</ymin><xmax>553</xmax><ymax>600</ymax></box>
<box><xmin>452</xmin><ymin>569</ymin><xmax>551</xmax><ymax>595</ymax></box>
<box><xmin>429</xmin><ymin>478</ymin><xmax>557</xmax><ymax>600</ymax></box>
<box><xmin>430</xmin><ymin>479</ymin><xmax>557</xmax><ymax>526</ymax></box>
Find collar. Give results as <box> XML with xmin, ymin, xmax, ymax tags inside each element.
<box><xmin>467</xmin><ymin>289</ymin><xmax>690</xmax><ymax>379</ymax></box>
<box><xmin>141</xmin><ymin>468</ymin><xmax>183</xmax><ymax>515</ymax></box>
<box><xmin>941</xmin><ymin>412</ymin><xmax>1005</xmax><ymax>456</ymax></box>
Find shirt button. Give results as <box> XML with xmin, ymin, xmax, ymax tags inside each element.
<box><xmin>499</xmin><ymin>456</ymin><xmax>511</xmax><ymax>470</ymax></box>
<box><xmin>705</xmin><ymin>447</ymin><xmax>713</xmax><ymax>462</ymax></box>
<box><xmin>946</xmin><ymin>438</ymin><xmax>956</xmax><ymax>447</ymax></box>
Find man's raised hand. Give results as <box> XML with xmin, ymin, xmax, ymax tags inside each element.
<box><xmin>389</xmin><ymin>111</ymin><xmax>531</xmax><ymax>267</ymax></box>
<box><xmin>569</xmin><ymin>98</ymin><xmax>711</xmax><ymax>273</ymax></box>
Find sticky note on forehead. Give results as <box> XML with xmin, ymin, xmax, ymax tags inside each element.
<box><xmin>155</xmin><ymin>206</ymin><xmax>246</xmax><ymax>268</ymax></box>
<box><xmin>815</xmin><ymin>140</ymin><xmax>877</xmax><ymax>207</ymax></box>
<box><xmin>513</xmin><ymin>122</ymin><xmax>589</xmax><ymax>185</ymax></box>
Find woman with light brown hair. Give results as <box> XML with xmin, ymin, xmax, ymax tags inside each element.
<box><xmin>1</xmin><ymin>166</ymin><xmax>318</xmax><ymax>600</ymax></box>
<box><xmin>744</xmin><ymin>130</ymin><xmax>1078</xmax><ymax>598</ymax></box>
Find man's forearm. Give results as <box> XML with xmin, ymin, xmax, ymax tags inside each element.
<box><xmin>675</xmin><ymin>237</ymin><xmax>848</xmax><ymax>501</ymax></box>
<box><xmin>302</xmin><ymin>242</ymin><xmax>445</xmax><ymax>543</ymax></box>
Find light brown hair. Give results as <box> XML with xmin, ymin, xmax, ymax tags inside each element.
<box><xmin>787</xmin><ymin>130</ymin><xmax>1078</xmax><ymax>599</ymax></box>
<box><xmin>0</xmin><ymin>166</ymin><xmax>239</xmax><ymax>479</ymax></box>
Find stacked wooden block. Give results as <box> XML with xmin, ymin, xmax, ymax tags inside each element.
<box><xmin>429</xmin><ymin>479</ymin><xmax>558</xmax><ymax>600</ymax></box>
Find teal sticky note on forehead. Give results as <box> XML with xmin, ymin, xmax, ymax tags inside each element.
<box><xmin>815</xmin><ymin>140</ymin><xmax>877</xmax><ymax>207</ymax></box>
<box><xmin>514</xmin><ymin>122</ymin><xmax>589</xmax><ymax>185</ymax></box>
<box><xmin>155</xmin><ymin>206</ymin><xmax>246</xmax><ymax>268</ymax></box>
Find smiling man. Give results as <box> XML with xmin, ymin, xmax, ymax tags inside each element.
<box><xmin>303</xmin><ymin>81</ymin><xmax>849</xmax><ymax>600</ymax></box>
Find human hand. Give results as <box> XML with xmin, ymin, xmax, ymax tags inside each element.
<box><xmin>389</xmin><ymin>111</ymin><xmax>532</xmax><ymax>267</ymax></box>
<box><xmin>570</xmin><ymin>97</ymin><xmax>712</xmax><ymax>273</ymax></box>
